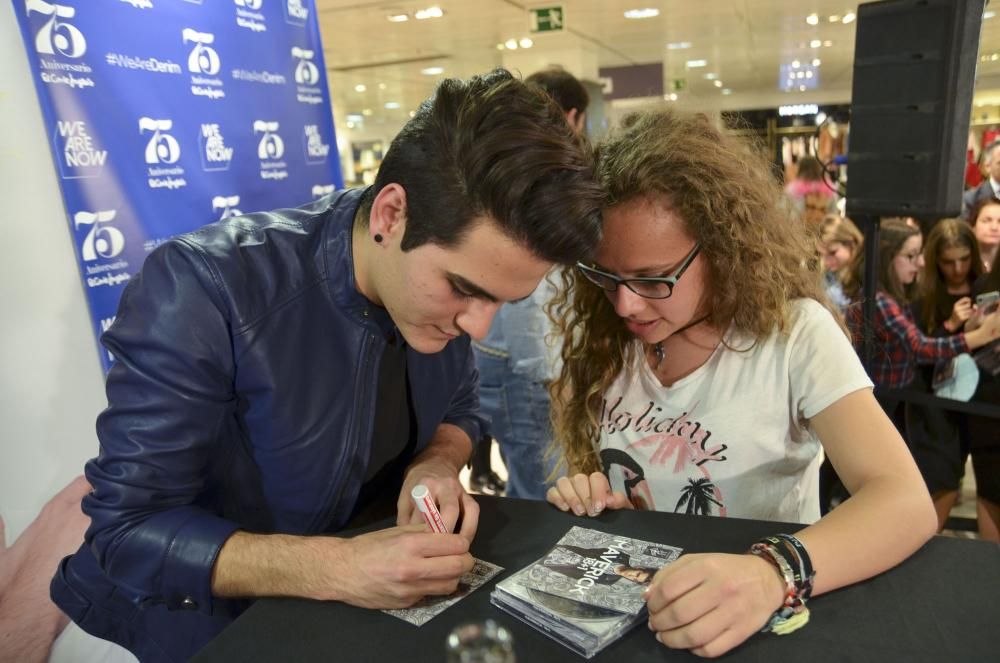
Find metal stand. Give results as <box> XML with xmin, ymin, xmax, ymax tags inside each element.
<box><xmin>856</xmin><ymin>215</ymin><xmax>879</xmax><ymax>374</ymax></box>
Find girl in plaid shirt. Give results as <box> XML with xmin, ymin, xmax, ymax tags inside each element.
<box><xmin>846</xmin><ymin>220</ymin><xmax>1000</xmax><ymax>392</ymax></box>
<box><xmin>846</xmin><ymin>219</ymin><xmax>1000</xmax><ymax>487</ymax></box>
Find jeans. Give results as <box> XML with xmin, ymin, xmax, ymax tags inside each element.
<box><xmin>473</xmin><ymin>348</ymin><xmax>556</xmax><ymax>500</ymax></box>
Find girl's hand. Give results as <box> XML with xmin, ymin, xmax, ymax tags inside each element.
<box><xmin>546</xmin><ymin>472</ymin><xmax>632</xmax><ymax>517</ymax></box>
<box><xmin>645</xmin><ymin>553</ymin><xmax>785</xmax><ymax>658</ymax></box>
<box><xmin>946</xmin><ymin>297</ymin><xmax>974</xmax><ymax>331</ymax></box>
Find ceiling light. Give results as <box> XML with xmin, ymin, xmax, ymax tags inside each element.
<box><xmin>421</xmin><ymin>66</ymin><xmax>444</xmax><ymax>75</ymax></box>
<box><xmin>721</xmin><ymin>88</ymin><xmax>732</xmax><ymax>95</ymax></box>
<box><xmin>704</xmin><ymin>72</ymin><xmax>718</xmax><ymax>80</ymax></box>
<box><xmin>387</xmin><ymin>13</ymin><xmax>408</xmax><ymax>22</ymax></box>
<box><xmin>792</xmin><ymin>60</ymin><xmax>801</xmax><ymax>68</ymax></box>
<box><xmin>823</xmin><ymin>40</ymin><xmax>833</xmax><ymax>47</ymax></box>
<box><xmin>496</xmin><ymin>43</ymin><xmax>505</xmax><ymax>50</ymax></box>
<box><xmin>713</xmin><ymin>80</ymin><xmax>723</xmax><ymax>87</ymax></box>
<box><xmin>799</xmin><ymin>85</ymin><xmax>806</xmax><ymax>91</ymax></box>
<box><xmin>624</xmin><ymin>8</ymin><xmax>659</xmax><ymax>19</ymax></box>
<box><xmin>828</xmin><ymin>14</ymin><xmax>841</xmax><ymax>22</ymax></box>
<box><xmin>378</xmin><ymin>83</ymin><xmax>386</xmax><ymax>90</ymax></box>
<box><xmin>985</xmin><ymin>11</ymin><xmax>997</xmax><ymax>19</ymax></box>
<box><xmin>354</xmin><ymin>84</ymin><xmax>366</xmax><ymax>92</ymax></box>
<box><xmin>385</xmin><ymin>102</ymin><xmax>400</xmax><ymax>109</ymax></box>
<box><xmin>842</xmin><ymin>12</ymin><xmax>856</xmax><ymax>24</ymax></box>
<box><xmin>519</xmin><ymin>37</ymin><xmax>533</xmax><ymax>48</ymax></box>
<box><xmin>815</xmin><ymin>111</ymin><xmax>828</xmax><ymax>125</ymax></box>
<box><xmin>780</xmin><ymin>104</ymin><xmax>819</xmax><ymax>116</ymax></box>
<box><xmin>805</xmin><ymin>70</ymin><xmax>813</xmax><ymax>78</ymax></box>
<box><xmin>810</xmin><ymin>39</ymin><xmax>822</xmax><ymax>48</ymax></box>
<box><xmin>505</xmin><ymin>38</ymin><xmax>518</xmax><ymax>50</ymax></box>
<box><xmin>812</xmin><ymin>58</ymin><xmax>822</xmax><ymax>66</ymax></box>
<box><xmin>414</xmin><ymin>6</ymin><xmax>443</xmax><ymax>20</ymax></box>
<box><xmin>686</xmin><ymin>59</ymin><xmax>708</xmax><ymax>68</ymax></box>
<box><xmin>667</xmin><ymin>41</ymin><xmax>692</xmax><ymax>50</ymax></box>
<box><xmin>806</xmin><ymin>13</ymin><xmax>819</xmax><ymax>25</ymax></box>
<box><xmin>669</xmin><ymin>93</ymin><xmax>678</xmax><ymax>101</ymax></box>
<box><xmin>409</xmin><ymin>110</ymin><xmax>416</xmax><ymax>118</ymax></box>
<box><xmin>346</xmin><ymin>113</ymin><xmax>363</xmax><ymax>122</ymax></box>
<box><xmin>362</xmin><ymin>108</ymin><xmax>373</xmax><ymax>116</ymax></box>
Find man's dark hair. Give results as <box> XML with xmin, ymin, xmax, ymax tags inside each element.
<box><xmin>525</xmin><ymin>67</ymin><xmax>590</xmax><ymax>115</ymax></box>
<box><xmin>362</xmin><ymin>68</ymin><xmax>602</xmax><ymax>265</ymax></box>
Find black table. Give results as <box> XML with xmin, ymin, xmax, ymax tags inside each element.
<box><xmin>196</xmin><ymin>495</ymin><xmax>1000</xmax><ymax>662</ymax></box>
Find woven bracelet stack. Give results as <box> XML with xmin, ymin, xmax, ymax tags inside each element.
<box><xmin>749</xmin><ymin>533</ymin><xmax>815</xmax><ymax>635</ymax></box>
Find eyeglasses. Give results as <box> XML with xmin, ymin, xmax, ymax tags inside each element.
<box><xmin>576</xmin><ymin>244</ymin><xmax>701</xmax><ymax>299</ymax></box>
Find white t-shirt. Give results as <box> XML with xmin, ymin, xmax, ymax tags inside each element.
<box><xmin>598</xmin><ymin>298</ymin><xmax>872</xmax><ymax>524</ymax></box>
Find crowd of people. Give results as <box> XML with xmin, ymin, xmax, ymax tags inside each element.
<box><xmin>12</xmin><ymin>68</ymin><xmax>1000</xmax><ymax>662</ymax></box>
<box><xmin>825</xmin><ymin>198</ymin><xmax>1000</xmax><ymax>540</ymax></box>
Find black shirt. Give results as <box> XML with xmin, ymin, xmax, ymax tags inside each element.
<box><xmin>350</xmin><ymin>327</ymin><xmax>418</xmax><ymax>522</ymax></box>
<box><xmin>912</xmin><ymin>291</ymin><xmax>967</xmax><ymax>337</ymax></box>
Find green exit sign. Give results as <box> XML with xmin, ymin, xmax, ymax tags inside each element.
<box><xmin>530</xmin><ymin>6</ymin><xmax>565</xmax><ymax>33</ymax></box>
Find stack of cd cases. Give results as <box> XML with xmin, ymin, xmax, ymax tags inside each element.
<box><xmin>491</xmin><ymin>526</ymin><xmax>682</xmax><ymax>658</ymax></box>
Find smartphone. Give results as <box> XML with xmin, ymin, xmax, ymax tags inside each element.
<box><xmin>976</xmin><ymin>290</ymin><xmax>1000</xmax><ymax>315</ymax></box>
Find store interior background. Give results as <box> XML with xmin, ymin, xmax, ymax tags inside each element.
<box><xmin>3</xmin><ymin>0</ymin><xmax>1000</xmax><ymax>544</ymax></box>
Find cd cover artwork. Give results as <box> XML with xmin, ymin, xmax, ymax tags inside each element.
<box><xmin>384</xmin><ymin>558</ymin><xmax>504</xmax><ymax>626</ymax></box>
<box><xmin>491</xmin><ymin>527</ymin><xmax>683</xmax><ymax>658</ymax></box>
<box><xmin>517</xmin><ymin>526</ymin><xmax>682</xmax><ymax>615</ymax></box>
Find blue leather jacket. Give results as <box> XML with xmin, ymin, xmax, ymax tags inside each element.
<box><xmin>51</xmin><ymin>187</ymin><xmax>484</xmax><ymax>662</ymax></box>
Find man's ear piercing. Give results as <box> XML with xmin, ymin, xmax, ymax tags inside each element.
<box><xmin>374</xmin><ymin>233</ymin><xmax>383</xmax><ymax>243</ymax></box>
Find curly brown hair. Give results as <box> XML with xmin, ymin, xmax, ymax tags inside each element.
<box><xmin>547</xmin><ymin>109</ymin><xmax>841</xmax><ymax>475</ymax></box>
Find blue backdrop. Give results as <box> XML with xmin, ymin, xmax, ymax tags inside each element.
<box><xmin>14</xmin><ymin>0</ymin><xmax>343</xmax><ymax>371</ymax></box>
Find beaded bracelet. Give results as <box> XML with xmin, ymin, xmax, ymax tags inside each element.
<box><xmin>772</xmin><ymin>534</ymin><xmax>814</xmax><ymax>581</ymax></box>
<box><xmin>749</xmin><ymin>535</ymin><xmax>815</xmax><ymax>636</ymax></box>
<box><xmin>762</xmin><ymin>535</ymin><xmax>815</xmax><ymax>600</ymax></box>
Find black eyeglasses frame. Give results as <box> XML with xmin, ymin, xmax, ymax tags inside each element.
<box><xmin>575</xmin><ymin>243</ymin><xmax>701</xmax><ymax>300</ymax></box>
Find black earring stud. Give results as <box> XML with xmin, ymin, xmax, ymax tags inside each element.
<box><xmin>374</xmin><ymin>233</ymin><xmax>383</xmax><ymax>243</ymax></box>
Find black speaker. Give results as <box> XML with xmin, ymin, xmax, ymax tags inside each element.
<box><xmin>846</xmin><ymin>0</ymin><xmax>985</xmax><ymax>218</ymax></box>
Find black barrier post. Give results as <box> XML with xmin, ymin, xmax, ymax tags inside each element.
<box><xmin>858</xmin><ymin>215</ymin><xmax>879</xmax><ymax>374</ymax></box>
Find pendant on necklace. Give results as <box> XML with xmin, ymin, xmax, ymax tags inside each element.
<box><xmin>653</xmin><ymin>342</ymin><xmax>665</xmax><ymax>369</ymax></box>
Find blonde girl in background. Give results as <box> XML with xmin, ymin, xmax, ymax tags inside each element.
<box><xmin>818</xmin><ymin>215</ymin><xmax>864</xmax><ymax>311</ymax></box>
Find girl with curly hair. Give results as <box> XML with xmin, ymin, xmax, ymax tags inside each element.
<box><xmin>544</xmin><ymin>109</ymin><xmax>937</xmax><ymax>657</ymax></box>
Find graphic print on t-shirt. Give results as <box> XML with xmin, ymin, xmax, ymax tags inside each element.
<box><xmin>600</xmin><ymin>396</ymin><xmax>728</xmax><ymax>516</ymax></box>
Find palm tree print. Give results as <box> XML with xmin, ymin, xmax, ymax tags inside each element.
<box><xmin>675</xmin><ymin>477</ymin><xmax>723</xmax><ymax>515</ymax></box>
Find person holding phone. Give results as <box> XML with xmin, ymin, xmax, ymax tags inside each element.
<box><xmin>965</xmin><ymin>265</ymin><xmax>1000</xmax><ymax>542</ymax></box>
<box><xmin>911</xmin><ymin>219</ymin><xmax>994</xmax><ymax>535</ymax></box>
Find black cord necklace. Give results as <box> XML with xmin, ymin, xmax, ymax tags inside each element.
<box><xmin>652</xmin><ymin>314</ymin><xmax>711</xmax><ymax>369</ymax></box>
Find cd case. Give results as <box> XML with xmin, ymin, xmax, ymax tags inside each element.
<box><xmin>491</xmin><ymin>526</ymin><xmax>682</xmax><ymax>658</ymax></box>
